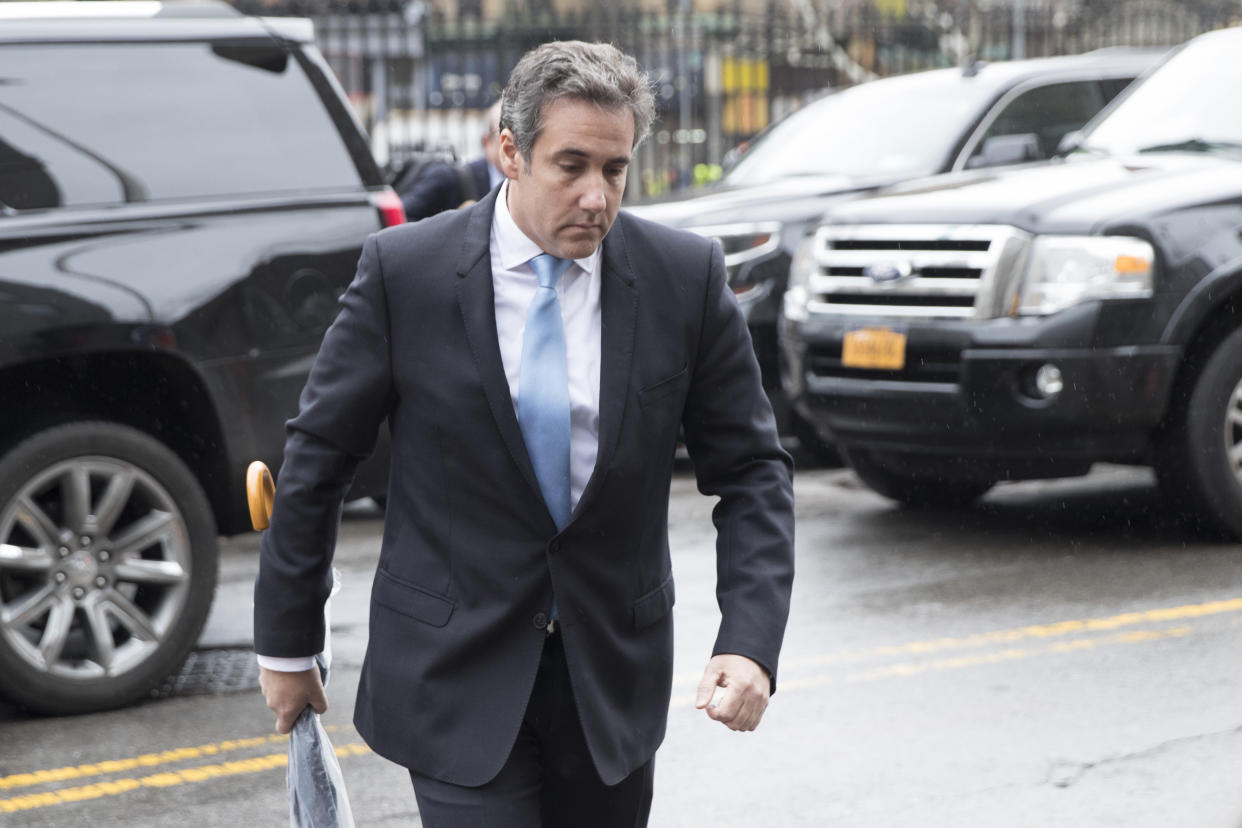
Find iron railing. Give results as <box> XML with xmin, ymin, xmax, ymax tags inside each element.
<box><xmin>234</xmin><ymin>0</ymin><xmax>1242</xmax><ymax>201</ymax></box>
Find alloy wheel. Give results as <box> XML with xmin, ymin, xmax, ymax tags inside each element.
<box><xmin>0</xmin><ymin>457</ymin><xmax>192</xmax><ymax>681</ymax></box>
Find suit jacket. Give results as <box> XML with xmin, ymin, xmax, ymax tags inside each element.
<box><xmin>399</xmin><ymin>157</ymin><xmax>493</xmax><ymax>221</ymax></box>
<box><xmin>254</xmin><ymin>186</ymin><xmax>795</xmax><ymax>787</ymax></box>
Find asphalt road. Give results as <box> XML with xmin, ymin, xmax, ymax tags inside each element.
<box><xmin>2</xmin><ymin>463</ymin><xmax>1241</xmax><ymax>827</ymax></box>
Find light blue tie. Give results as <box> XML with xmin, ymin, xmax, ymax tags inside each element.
<box><xmin>518</xmin><ymin>253</ymin><xmax>573</xmax><ymax>533</ymax></box>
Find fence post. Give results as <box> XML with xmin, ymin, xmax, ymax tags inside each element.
<box><xmin>1012</xmin><ymin>0</ymin><xmax>1027</xmax><ymax>59</ymax></box>
<box><xmin>677</xmin><ymin>0</ymin><xmax>693</xmax><ymax>190</ymax></box>
<box><xmin>703</xmin><ymin>19</ymin><xmax>723</xmax><ymax>175</ymax></box>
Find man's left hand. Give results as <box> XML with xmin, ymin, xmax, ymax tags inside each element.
<box><xmin>694</xmin><ymin>653</ymin><xmax>770</xmax><ymax>732</ymax></box>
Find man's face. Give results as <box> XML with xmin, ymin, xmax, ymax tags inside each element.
<box><xmin>500</xmin><ymin>97</ymin><xmax>634</xmax><ymax>261</ymax></box>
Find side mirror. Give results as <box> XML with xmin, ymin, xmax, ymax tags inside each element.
<box><xmin>1056</xmin><ymin>130</ymin><xmax>1085</xmax><ymax>156</ymax></box>
<box><xmin>966</xmin><ymin>133</ymin><xmax>1041</xmax><ymax>169</ymax></box>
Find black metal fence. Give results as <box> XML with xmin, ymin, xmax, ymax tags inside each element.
<box><xmin>235</xmin><ymin>0</ymin><xmax>1241</xmax><ymax>201</ymax></box>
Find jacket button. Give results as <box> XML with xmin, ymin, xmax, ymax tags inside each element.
<box><xmin>549</xmin><ymin>540</ymin><xmax>561</xmax><ymax>553</ymax></box>
<box><xmin>532</xmin><ymin>612</ymin><xmax>548</xmax><ymax>630</ymax></box>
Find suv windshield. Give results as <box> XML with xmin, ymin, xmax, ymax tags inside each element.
<box><xmin>1080</xmin><ymin>31</ymin><xmax>1242</xmax><ymax>157</ymax></box>
<box><xmin>722</xmin><ymin>71</ymin><xmax>998</xmax><ymax>186</ymax></box>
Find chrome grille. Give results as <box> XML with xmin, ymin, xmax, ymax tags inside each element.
<box><xmin>808</xmin><ymin>224</ymin><xmax>1031</xmax><ymax>319</ymax></box>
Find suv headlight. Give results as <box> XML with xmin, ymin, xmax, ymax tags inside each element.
<box><xmin>1016</xmin><ymin>236</ymin><xmax>1154</xmax><ymax>316</ymax></box>
<box><xmin>782</xmin><ymin>232</ymin><xmax>817</xmax><ymax>323</ymax></box>
<box><xmin>689</xmin><ymin>222</ymin><xmax>782</xmax><ymax>292</ymax></box>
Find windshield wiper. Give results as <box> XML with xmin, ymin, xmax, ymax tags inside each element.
<box><xmin>1136</xmin><ymin>137</ymin><xmax>1242</xmax><ymax>155</ymax></box>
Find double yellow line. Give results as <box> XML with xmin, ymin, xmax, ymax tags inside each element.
<box><xmin>785</xmin><ymin>624</ymin><xmax>1193</xmax><ymax>689</ymax></box>
<box><xmin>1</xmin><ymin>736</ymin><xmax>284</xmax><ymax>791</ymax></box>
<box><xmin>5</xmin><ymin>597</ymin><xmax>1242</xmax><ymax>813</ymax></box>
<box><xmin>669</xmin><ymin>596</ymin><xmax>1242</xmax><ymax>701</ymax></box>
<box><xmin>0</xmin><ymin>730</ymin><xmax>371</xmax><ymax>814</ymax></box>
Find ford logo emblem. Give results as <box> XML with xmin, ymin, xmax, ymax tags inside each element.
<box><xmin>863</xmin><ymin>261</ymin><xmax>914</xmax><ymax>284</ymax></box>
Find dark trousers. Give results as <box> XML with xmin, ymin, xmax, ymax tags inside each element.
<box><xmin>409</xmin><ymin>631</ymin><xmax>655</xmax><ymax>828</ymax></box>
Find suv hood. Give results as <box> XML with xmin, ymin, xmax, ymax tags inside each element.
<box><xmin>826</xmin><ymin>155</ymin><xmax>1242</xmax><ymax>236</ymax></box>
<box><xmin>627</xmin><ymin>173</ymin><xmax>907</xmax><ymax>228</ymax></box>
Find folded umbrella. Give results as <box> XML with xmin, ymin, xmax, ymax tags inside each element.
<box><xmin>287</xmin><ymin>650</ymin><xmax>354</xmax><ymax>828</ymax></box>
<box><xmin>248</xmin><ymin>461</ymin><xmax>356</xmax><ymax>828</ymax></box>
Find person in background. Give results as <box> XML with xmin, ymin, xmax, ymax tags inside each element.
<box><xmin>399</xmin><ymin>99</ymin><xmax>503</xmax><ymax>220</ymax></box>
<box><xmin>472</xmin><ymin>97</ymin><xmax>505</xmax><ymax>196</ymax></box>
<box><xmin>255</xmin><ymin>40</ymin><xmax>795</xmax><ymax>828</ymax></box>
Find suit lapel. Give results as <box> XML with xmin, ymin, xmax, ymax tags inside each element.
<box><xmin>573</xmin><ymin>216</ymin><xmax>637</xmax><ymax>520</ymax></box>
<box><xmin>454</xmin><ymin>190</ymin><xmax>545</xmax><ymax>507</ymax></box>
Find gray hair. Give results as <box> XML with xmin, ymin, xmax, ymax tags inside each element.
<box><xmin>500</xmin><ymin>40</ymin><xmax>656</xmax><ymax>161</ymax></box>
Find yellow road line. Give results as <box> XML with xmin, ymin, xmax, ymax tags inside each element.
<box><xmin>0</xmin><ymin>735</ymin><xmax>288</xmax><ymax>791</ymax></box>
<box><xmin>0</xmin><ymin>743</ymin><xmax>372</xmax><ymax>813</ymax></box>
<box><xmin>0</xmin><ymin>725</ymin><xmax>358</xmax><ymax>792</ymax></box>
<box><xmin>782</xmin><ymin>624</ymin><xmax>1193</xmax><ymax>690</ymax></box>
<box><xmin>779</xmin><ymin>596</ymin><xmax>1242</xmax><ymax>673</ymax></box>
<box><xmin>8</xmin><ymin>597</ymin><xmax>1238</xmax><ymax>804</ymax></box>
<box><xmin>669</xmin><ymin>622</ymin><xmax>1198</xmax><ymax>707</ymax></box>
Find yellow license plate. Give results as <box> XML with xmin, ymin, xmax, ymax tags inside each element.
<box><xmin>841</xmin><ymin>327</ymin><xmax>907</xmax><ymax>370</ymax></box>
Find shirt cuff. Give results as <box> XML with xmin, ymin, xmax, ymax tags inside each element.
<box><xmin>256</xmin><ymin>654</ymin><xmax>317</xmax><ymax>672</ymax></box>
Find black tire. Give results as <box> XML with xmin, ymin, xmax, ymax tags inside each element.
<box><xmin>1155</xmin><ymin>326</ymin><xmax>1242</xmax><ymax>538</ymax></box>
<box><xmin>845</xmin><ymin>448</ymin><xmax>994</xmax><ymax>508</ymax></box>
<box><xmin>0</xmin><ymin>422</ymin><xmax>218</xmax><ymax>714</ymax></box>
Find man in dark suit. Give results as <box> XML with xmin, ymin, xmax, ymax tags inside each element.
<box><xmin>399</xmin><ymin>100</ymin><xmax>503</xmax><ymax>220</ymax></box>
<box><xmin>255</xmin><ymin>40</ymin><xmax>794</xmax><ymax>827</ymax></box>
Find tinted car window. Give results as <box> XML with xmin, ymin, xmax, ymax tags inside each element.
<box><xmin>1099</xmin><ymin>77</ymin><xmax>1136</xmax><ymax>101</ymax></box>
<box><xmin>722</xmin><ymin>71</ymin><xmax>1001</xmax><ymax>185</ymax></box>
<box><xmin>973</xmin><ymin>80</ymin><xmax>1105</xmax><ymax>159</ymax></box>
<box><xmin>0</xmin><ymin>43</ymin><xmax>363</xmax><ymax>210</ymax></box>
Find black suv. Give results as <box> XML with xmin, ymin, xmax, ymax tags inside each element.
<box><xmin>629</xmin><ymin>49</ymin><xmax>1161</xmax><ymax>455</ymax></box>
<box><xmin>0</xmin><ymin>1</ymin><xmax>401</xmax><ymax>714</ymax></box>
<box><xmin>781</xmin><ymin>27</ymin><xmax>1242</xmax><ymax>536</ymax></box>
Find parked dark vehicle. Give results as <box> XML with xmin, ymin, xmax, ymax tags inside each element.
<box><xmin>781</xmin><ymin>26</ymin><xmax>1242</xmax><ymax>535</ymax></box>
<box><xmin>0</xmin><ymin>1</ymin><xmax>401</xmax><ymax>714</ymax></box>
<box><xmin>629</xmin><ymin>48</ymin><xmax>1160</xmax><ymax>456</ymax></box>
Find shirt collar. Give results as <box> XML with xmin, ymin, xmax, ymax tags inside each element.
<box><xmin>493</xmin><ymin>180</ymin><xmax>599</xmax><ymax>276</ymax></box>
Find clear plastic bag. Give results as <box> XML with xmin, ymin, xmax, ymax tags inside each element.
<box><xmin>287</xmin><ymin>679</ymin><xmax>354</xmax><ymax>827</ymax></box>
<box><xmin>287</xmin><ymin>570</ymin><xmax>354</xmax><ymax>827</ymax></box>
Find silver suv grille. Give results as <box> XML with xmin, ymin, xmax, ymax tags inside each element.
<box><xmin>809</xmin><ymin>224</ymin><xmax>1031</xmax><ymax>319</ymax></box>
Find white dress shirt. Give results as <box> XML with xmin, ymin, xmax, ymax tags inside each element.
<box><xmin>259</xmin><ymin>182</ymin><xmax>602</xmax><ymax>672</ymax></box>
